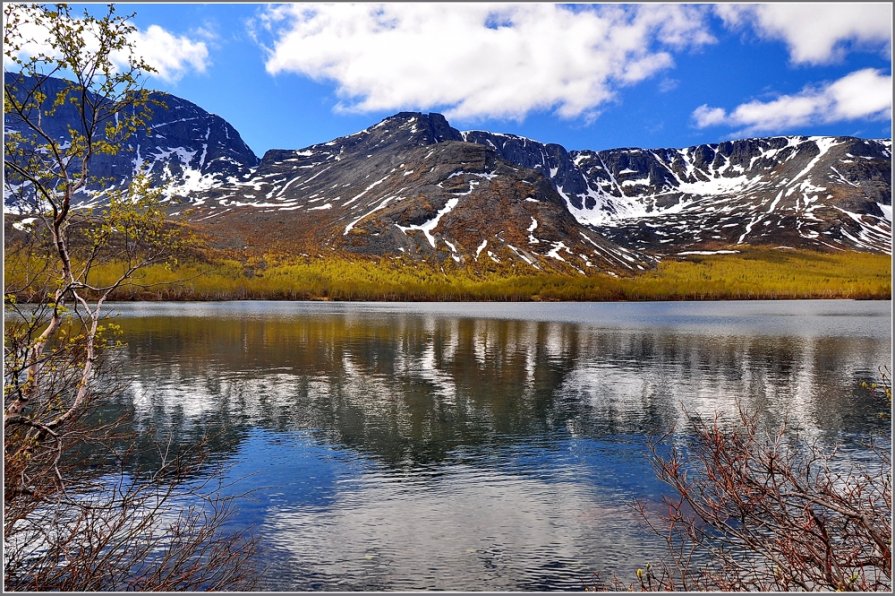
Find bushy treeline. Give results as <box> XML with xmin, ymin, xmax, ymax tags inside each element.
<box><xmin>5</xmin><ymin>248</ymin><xmax>891</xmax><ymax>302</ymax></box>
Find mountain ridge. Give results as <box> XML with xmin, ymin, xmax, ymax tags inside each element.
<box><xmin>3</xmin><ymin>72</ymin><xmax>260</xmax><ymax>211</ymax></box>
<box><xmin>192</xmin><ymin>110</ymin><xmax>891</xmax><ymax>262</ymax></box>
<box><xmin>4</xmin><ymin>76</ymin><xmax>892</xmax><ymax>275</ymax></box>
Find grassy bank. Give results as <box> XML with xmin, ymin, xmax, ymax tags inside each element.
<box><xmin>5</xmin><ymin>248</ymin><xmax>891</xmax><ymax>302</ymax></box>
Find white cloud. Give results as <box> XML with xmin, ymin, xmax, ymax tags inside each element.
<box><xmin>253</xmin><ymin>2</ymin><xmax>715</xmax><ymax>122</ymax></box>
<box><xmin>715</xmin><ymin>3</ymin><xmax>892</xmax><ymax>64</ymax></box>
<box><xmin>692</xmin><ymin>105</ymin><xmax>727</xmax><ymax>128</ymax></box>
<box><xmin>658</xmin><ymin>78</ymin><xmax>680</xmax><ymax>94</ymax></box>
<box><xmin>691</xmin><ymin>68</ymin><xmax>892</xmax><ymax>135</ymax></box>
<box><xmin>130</xmin><ymin>25</ymin><xmax>210</xmax><ymax>82</ymax></box>
<box><xmin>4</xmin><ymin>5</ymin><xmax>210</xmax><ymax>83</ymax></box>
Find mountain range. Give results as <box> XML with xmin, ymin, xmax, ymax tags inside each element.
<box><xmin>5</xmin><ymin>74</ymin><xmax>892</xmax><ymax>275</ymax></box>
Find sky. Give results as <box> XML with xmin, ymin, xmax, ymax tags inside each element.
<box><xmin>6</xmin><ymin>2</ymin><xmax>893</xmax><ymax>158</ymax></box>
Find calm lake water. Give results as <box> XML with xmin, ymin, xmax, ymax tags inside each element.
<box><xmin>100</xmin><ymin>300</ymin><xmax>890</xmax><ymax>591</ymax></box>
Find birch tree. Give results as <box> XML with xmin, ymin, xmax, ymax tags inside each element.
<box><xmin>3</xmin><ymin>4</ymin><xmax>253</xmax><ymax>589</ymax></box>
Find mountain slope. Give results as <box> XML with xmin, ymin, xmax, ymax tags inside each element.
<box><xmin>3</xmin><ymin>72</ymin><xmax>259</xmax><ymax>211</ymax></box>
<box><xmin>463</xmin><ymin>130</ymin><xmax>892</xmax><ymax>254</ymax></box>
<box><xmin>191</xmin><ymin>113</ymin><xmax>654</xmax><ymax>274</ymax></box>
<box><xmin>189</xmin><ymin>112</ymin><xmax>891</xmax><ymax>265</ymax></box>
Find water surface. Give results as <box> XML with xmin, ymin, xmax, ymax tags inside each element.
<box><xmin>100</xmin><ymin>300</ymin><xmax>890</xmax><ymax>591</ymax></box>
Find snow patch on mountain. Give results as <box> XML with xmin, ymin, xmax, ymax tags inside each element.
<box><xmin>396</xmin><ymin>197</ymin><xmax>460</xmax><ymax>248</ymax></box>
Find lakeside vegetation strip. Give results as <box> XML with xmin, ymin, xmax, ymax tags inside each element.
<box><xmin>6</xmin><ymin>248</ymin><xmax>891</xmax><ymax>302</ymax></box>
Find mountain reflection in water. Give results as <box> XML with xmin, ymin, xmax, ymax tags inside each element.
<box><xmin>94</xmin><ymin>300</ymin><xmax>889</xmax><ymax>590</ymax></box>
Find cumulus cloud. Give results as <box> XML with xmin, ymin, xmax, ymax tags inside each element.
<box><xmin>5</xmin><ymin>5</ymin><xmax>210</xmax><ymax>83</ymax></box>
<box><xmin>251</xmin><ymin>2</ymin><xmax>715</xmax><ymax>121</ymax></box>
<box><xmin>691</xmin><ymin>68</ymin><xmax>892</xmax><ymax>135</ymax></box>
<box><xmin>692</xmin><ymin>105</ymin><xmax>727</xmax><ymax>128</ymax></box>
<box><xmin>129</xmin><ymin>25</ymin><xmax>210</xmax><ymax>81</ymax></box>
<box><xmin>715</xmin><ymin>3</ymin><xmax>892</xmax><ymax>64</ymax></box>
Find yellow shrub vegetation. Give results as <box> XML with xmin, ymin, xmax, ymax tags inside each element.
<box><xmin>5</xmin><ymin>248</ymin><xmax>891</xmax><ymax>302</ymax></box>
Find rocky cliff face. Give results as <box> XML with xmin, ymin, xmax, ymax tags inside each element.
<box><xmin>3</xmin><ymin>72</ymin><xmax>259</xmax><ymax>211</ymax></box>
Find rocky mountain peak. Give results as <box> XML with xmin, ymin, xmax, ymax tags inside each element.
<box><xmin>4</xmin><ymin>72</ymin><xmax>260</xmax><ymax>210</ymax></box>
<box><xmin>384</xmin><ymin>112</ymin><xmax>463</xmax><ymax>143</ymax></box>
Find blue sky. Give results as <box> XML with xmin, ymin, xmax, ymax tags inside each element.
<box><xmin>48</xmin><ymin>3</ymin><xmax>895</xmax><ymax>157</ymax></box>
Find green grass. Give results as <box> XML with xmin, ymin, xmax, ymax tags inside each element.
<box><xmin>5</xmin><ymin>248</ymin><xmax>891</xmax><ymax>302</ymax></box>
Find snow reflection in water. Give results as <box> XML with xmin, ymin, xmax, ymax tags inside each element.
<box><xmin>95</xmin><ymin>300</ymin><xmax>889</xmax><ymax>590</ymax></box>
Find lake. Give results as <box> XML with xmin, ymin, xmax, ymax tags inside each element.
<box><xmin>99</xmin><ymin>300</ymin><xmax>891</xmax><ymax>591</ymax></box>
